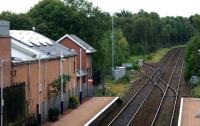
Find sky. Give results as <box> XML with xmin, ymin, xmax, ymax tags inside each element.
<box><xmin>0</xmin><ymin>0</ymin><xmax>200</xmax><ymax>17</ymax></box>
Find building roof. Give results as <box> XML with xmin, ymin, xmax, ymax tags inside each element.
<box><xmin>10</xmin><ymin>30</ymin><xmax>77</xmax><ymax>64</ymax></box>
<box><xmin>57</xmin><ymin>34</ymin><xmax>96</xmax><ymax>54</ymax></box>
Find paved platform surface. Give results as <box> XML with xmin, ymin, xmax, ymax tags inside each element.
<box><xmin>43</xmin><ymin>97</ymin><xmax>118</xmax><ymax>126</ymax></box>
<box><xmin>178</xmin><ymin>98</ymin><xmax>200</xmax><ymax>126</ymax></box>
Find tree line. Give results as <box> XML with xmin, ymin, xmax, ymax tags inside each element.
<box><xmin>184</xmin><ymin>14</ymin><xmax>200</xmax><ymax>83</ymax></box>
<box><xmin>0</xmin><ymin>0</ymin><xmax>199</xmax><ymax>84</ymax></box>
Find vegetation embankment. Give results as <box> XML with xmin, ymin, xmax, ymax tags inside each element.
<box><xmin>100</xmin><ymin>44</ymin><xmax>185</xmax><ymax>97</ymax></box>
<box><xmin>131</xmin><ymin>44</ymin><xmax>185</xmax><ymax>64</ymax></box>
<box><xmin>184</xmin><ymin>33</ymin><xmax>200</xmax><ymax>97</ymax></box>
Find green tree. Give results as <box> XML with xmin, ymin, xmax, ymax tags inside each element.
<box><xmin>0</xmin><ymin>11</ymin><xmax>33</xmax><ymax>30</ymax></box>
<box><xmin>184</xmin><ymin>34</ymin><xmax>200</xmax><ymax>82</ymax></box>
<box><xmin>114</xmin><ymin>30</ymin><xmax>130</xmax><ymax>65</ymax></box>
<box><xmin>190</xmin><ymin>14</ymin><xmax>200</xmax><ymax>32</ymax></box>
<box><xmin>28</xmin><ymin>0</ymin><xmax>70</xmax><ymax>40</ymax></box>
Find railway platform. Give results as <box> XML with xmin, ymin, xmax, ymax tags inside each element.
<box><xmin>178</xmin><ymin>97</ymin><xmax>200</xmax><ymax>126</ymax></box>
<box><xmin>43</xmin><ymin>97</ymin><xmax>120</xmax><ymax>126</ymax></box>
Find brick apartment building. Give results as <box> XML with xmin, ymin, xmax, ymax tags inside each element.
<box><xmin>57</xmin><ymin>34</ymin><xmax>96</xmax><ymax>101</ymax></box>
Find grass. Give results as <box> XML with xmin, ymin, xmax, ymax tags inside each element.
<box><xmin>106</xmin><ymin>82</ymin><xmax>130</xmax><ymax>97</ymax></box>
<box><xmin>94</xmin><ymin>75</ymin><xmax>131</xmax><ymax>97</ymax></box>
<box><xmin>146</xmin><ymin>48</ymin><xmax>171</xmax><ymax>63</ymax></box>
<box><xmin>130</xmin><ymin>44</ymin><xmax>186</xmax><ymax>64</ymax></box>
<box><xmin>104</xmin><ymin>75</ymin><xmax>131</xmax><ymax>97</ymax></box>
<box><xmin>191</xmin><ymin>85</ymin><xmax>200</xmax><ymax>97</ymax></box>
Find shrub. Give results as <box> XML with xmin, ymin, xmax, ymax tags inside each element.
<box><xmin>48</xmin><ymin>108</ymin><xmax>60</xmax><ymax>122</ymax></box>
<box><xmin>69</xmin><ymin>96</ymin><xmax>79</xmax><ymax>109</ymax></box>
<box><xmin>146</xmin><ymin>55</ymin><xmax>153</xmax><ymax>60</ymax></box>
<box><xmin>115</xmin><ymin>74</ymin><xmax>130</xmax><ymax>84</ymax></box>
<box><xmin>50</xmin><ymin>74</ymin><xmax>71</xmax><ymax>95</ymax></box>
<box><xmin>132</xmin><ymin>63</ymin><xmax>139</xmax><ymax>71</ymax></box>
<box><xmin>191</xmin><ymin>86</ymin><xmax>200</xmax><ymax>98</ymax></box>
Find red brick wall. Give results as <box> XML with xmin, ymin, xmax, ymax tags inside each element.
<box><xmin>13</xmin><ymin>56</ymin><xmax>77</xmax><ymax>113</ymax></box>
<box><xmin>59</xmin><ymin>38</ymin><xmax>90</xmax><ymax>70</ymax></box>
<box><xmin>0</xmin><ymin>37</ymin><xmax>11</xmax><ymax>87</ymax></box>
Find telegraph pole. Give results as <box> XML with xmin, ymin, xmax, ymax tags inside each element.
<box><xmin>112</xmin><ymin>15</ymin><xmax>115</xmax><ymax>75</ymax></box>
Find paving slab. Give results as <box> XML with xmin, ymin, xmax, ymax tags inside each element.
<box><xmin>43</xmin><ymin>97</ymin><xmax>119</xmax><ymax>126</ymax></box>
<box><xmin>178</xmin><ymin>97</ymin><xmax>200</xmax><ymax>126</ymax></box>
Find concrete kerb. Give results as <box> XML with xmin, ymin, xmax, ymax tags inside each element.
<box><xmin>84</xmin><ymin>97</ymin><xmax>121</xmax><ymax>126</ymax></box>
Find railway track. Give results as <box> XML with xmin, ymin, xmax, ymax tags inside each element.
<box><xmin>108</xmin><ymin>48</ymin><xmax>181</xmax><ymax>126</ymax></box>
<box><xmin>152</xmin><ymin>50</ymin><xmax>184</xmax><ymax>126</ymax></box>
<box><xmin>127</xmin><ymin>49</ymin><xmax>182</xmax><ymax>126</ymax></box>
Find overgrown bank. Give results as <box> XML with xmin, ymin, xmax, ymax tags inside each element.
<box><xmin>96</xmin><ymin>45</ymin><xmax>185</xmax><ymax>97</ymax></box>
<box><xmin>184</xmin><ymin>34</ymin><xmax>200</xmax><ymax>97</ymax></box>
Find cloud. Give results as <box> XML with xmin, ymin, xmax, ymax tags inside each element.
<box><xmin>0</xmin><ymin>0</ymin><xmax>40</xmax><ymax>13</ymax></box>
<box><xmin>89</xmin><ymin>0</ymin><xmax>200</xmax><ymax>17</ymax></box>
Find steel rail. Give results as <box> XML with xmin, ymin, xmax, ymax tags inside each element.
<box><xmin>126</xmin><ymin>49</ymin><xmax>179</xmax><ymax>126</ymax></box>
<box><xmin>108</xmin><ymin>49</ymin><xmax>178</xmax><ymax>126</ymax></box>
<box><xmin>143</xmin><ymin>63</ymin><xmax>157</xmax><ymax>70</ymax></box>
<box><xmin>150</xmin><ymin>79</ymin><xmax>165</xmax><ymax>93</ymax></box>
<box><xmin>159</xmin><ymin>78</ymin><xmax>176</xmax><ymax>94</ymax></box>
<box><xmin>150</xmin><ymin>49</ymin><xmax>182</xmax><ymax>126</ymax></box>
<box><xmin>169</xmin><ymin>59</ymin><xmax>184</xmax><ymax>126</ymax></box>
<box><xmin>108</xmin><ymin>72</ymin><xmax>156</xmax><ymax>126</ymax></box>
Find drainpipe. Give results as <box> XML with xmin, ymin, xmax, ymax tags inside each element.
<box><xmin>74</xmin><ymin>80</ymin><xmax>76</xmax><ymax>96</ymax></box>
<box><xmin>37</xmin><ymin>54</ymin><xmax>42</xmax><ymax>125</ymax></box>
<box><xmin>79</xmin><ymin>49</ymin><xmax>82</xmax><ymax>104</ymax></box>
<box><xmin>1</xmin><ymin>61</ymin><xmax>3</xmax><ymax>126</ymax></box>
<box><xmin>28</xmin><ymin>63</ymin><xmax>31</xmax><ymax>114</ymax></box>
<box><xmin>60</xmin><ymin>52</ymin><xmax>64</xmax><ymax>114</ymax></box>
<box><xmin>68</xmin><ymin>56</ymin><xmax>70</xmax><ymax>95</ymax></box>
<box><xmin>44</xmin><ymin>61</ymin><xmax>47</xmax><ymax>118</ymax></box>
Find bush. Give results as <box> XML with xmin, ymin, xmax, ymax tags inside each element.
<box><xmin>145</xmin><ymin>55</ymin><xmax>153</xmax><ymax>60</ymax></box>
<box><xmin>132</xmin><ymin>63</ymin><xmax>139</xmax><ymax>71</ymax></box>
<box><xmin>105</xmin><ymin>88</ymin><xmax>118</xmax><ymax>96</ymax></box>
<box><xmin>115</xmin><ymin>75</ymin><xmax>130</xmax><ymax>84</ymax></box>
<box><xmin>48</xmin><ymin>108</ymin><xmax>60</xmax><ymax>122</ymax></box>
<box><xmin>69</xmin><ymin>96</ymin><xmax>79</xmax><ymax>109</ymax></box>
<box><xmin>191</xmin><ymin>86</ymin><xmax>200</xmax><ymax>97</ymax></box>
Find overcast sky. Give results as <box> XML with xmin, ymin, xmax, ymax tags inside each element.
<box><xmin>0</xmin><ymin>0</ymin><xmax>200</xmax><ymax>17</ymax></box>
